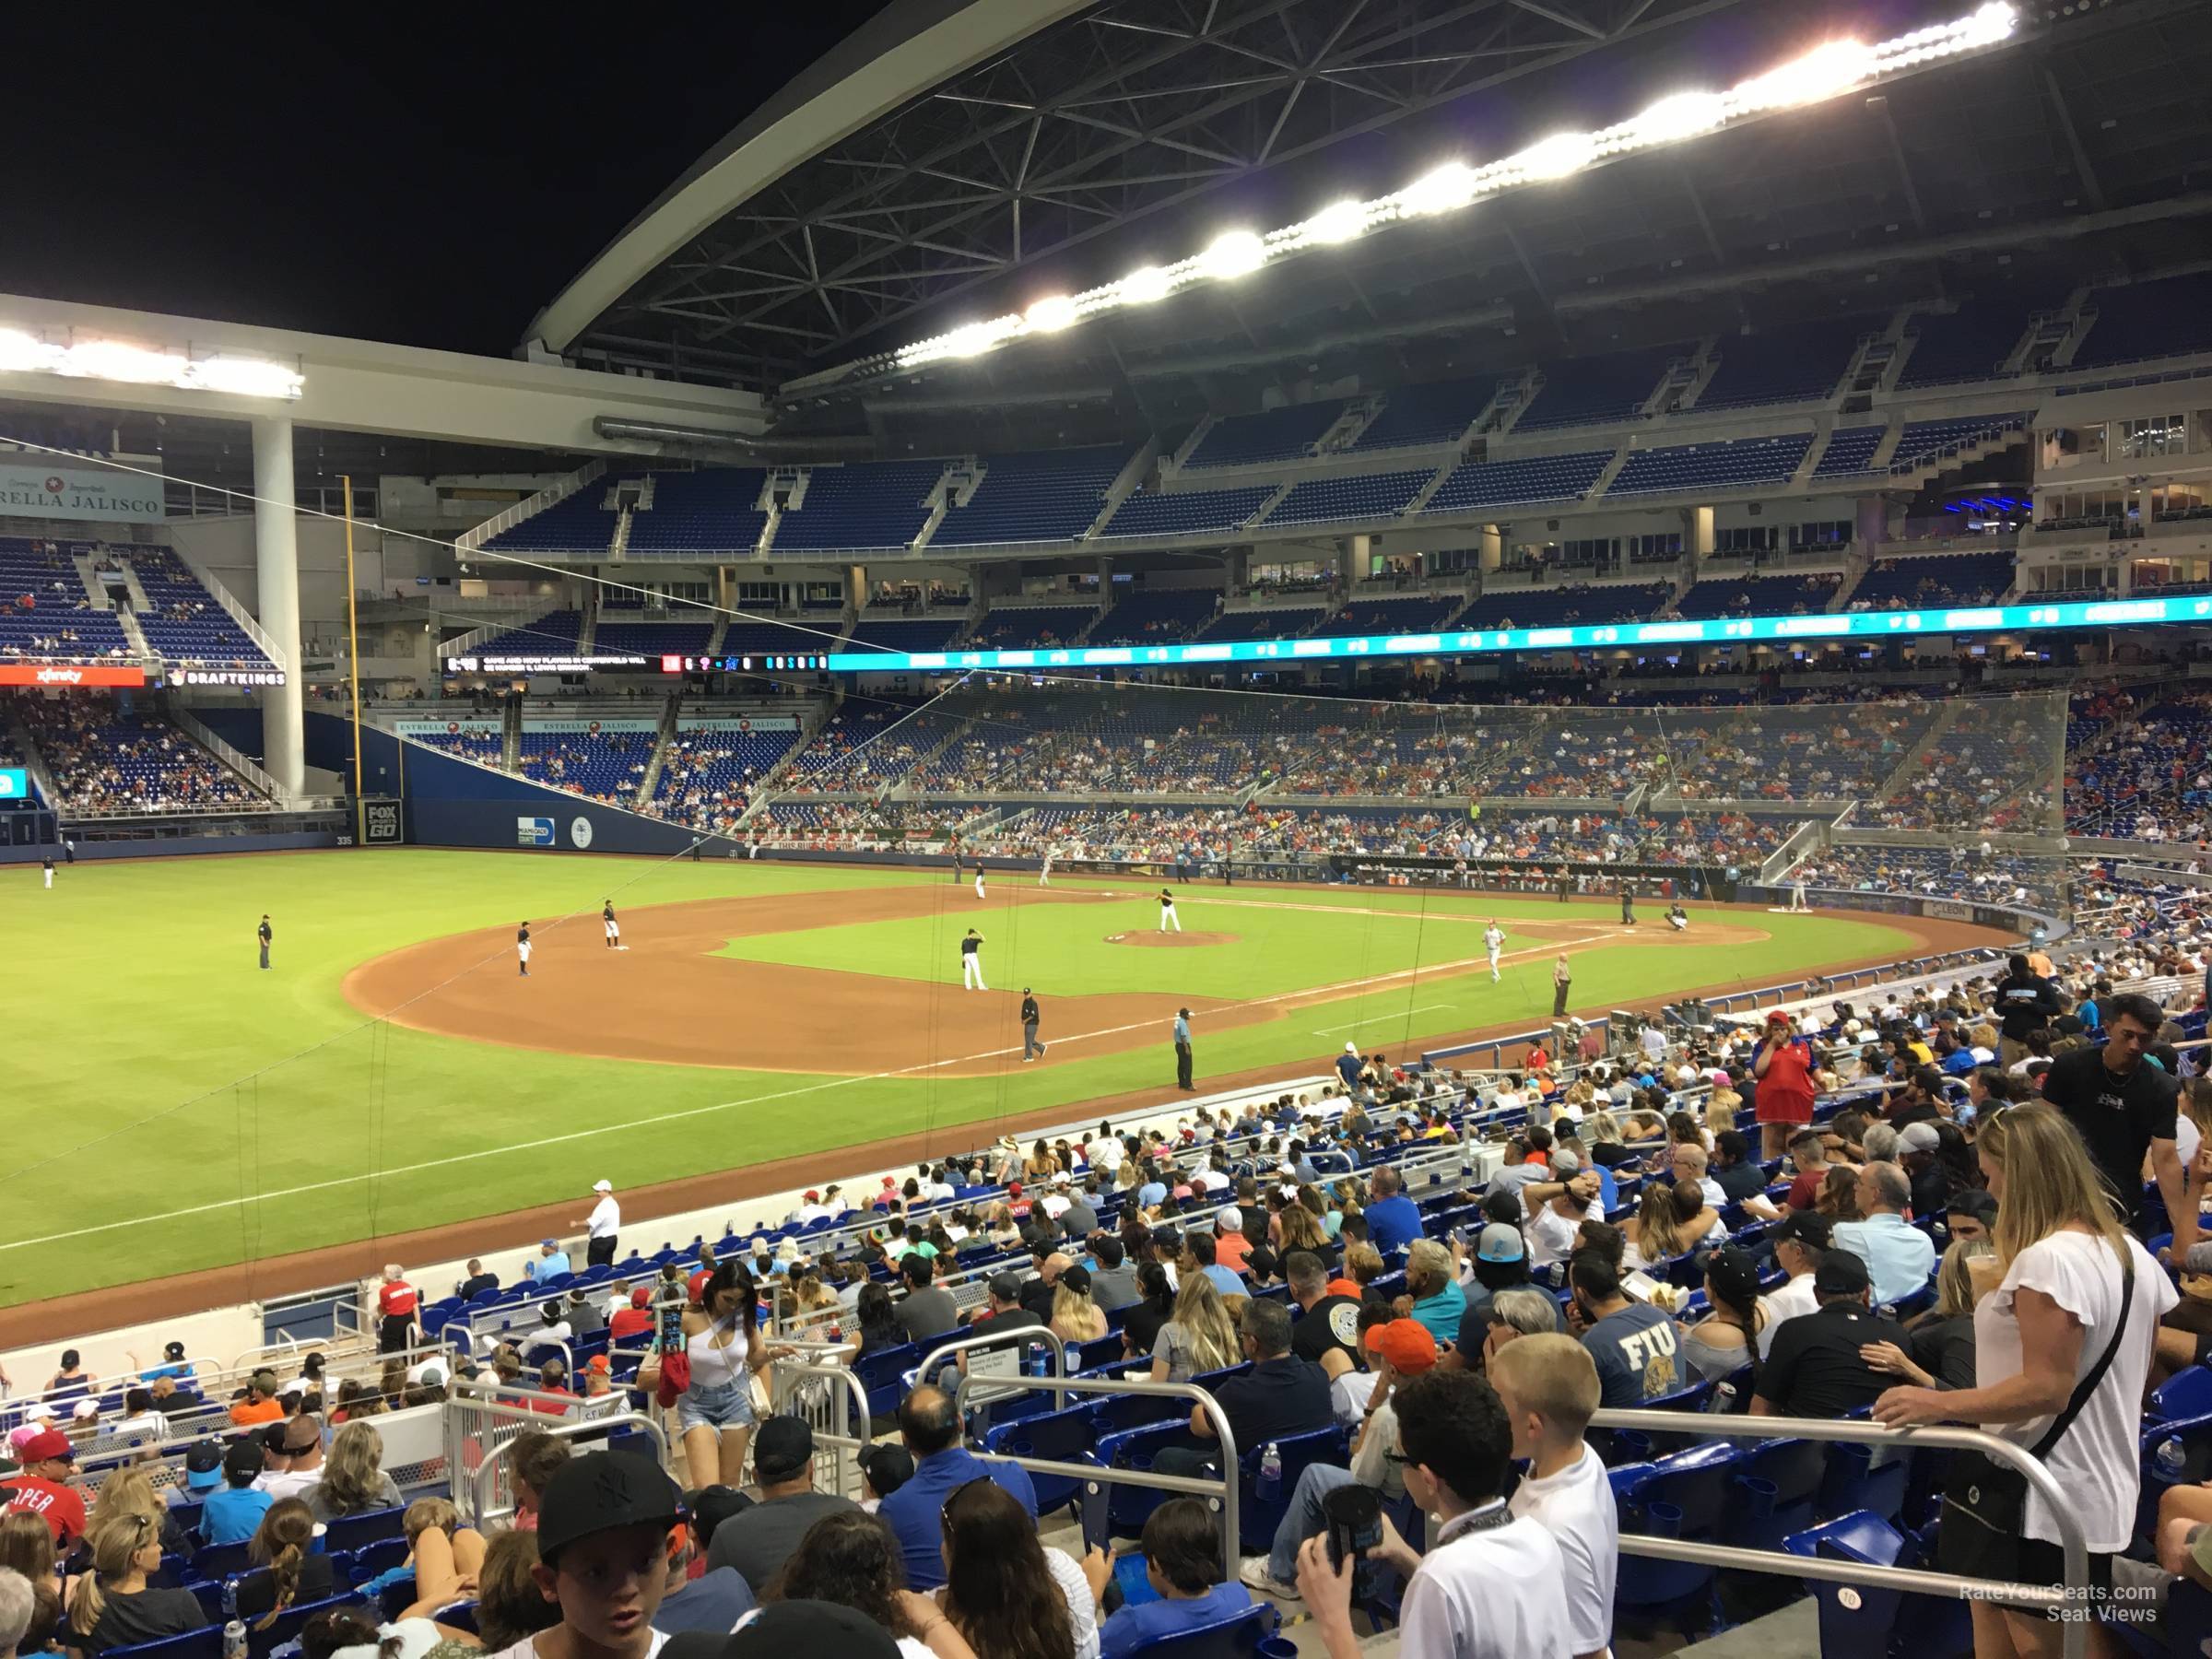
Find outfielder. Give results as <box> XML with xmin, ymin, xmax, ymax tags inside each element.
<box><xmin>517</xmin><ymin>921</ymin><xmax>534</xmax><ymax>977</ymax></box>
<box><xmin>1483</xmin><ymin>921</ymin><xmax>1506</xmax><ymax>982</ymax></box>
<box><xmin>42</xmin><ymin>855</ymin><xmax>53</xmax><ymax>889</ymax></box>
<box><xmin>603</xmin><ymin>900</ymin><xmax>625</xmax><ymax>949</ymax></box>
<box><xmin>960</xmin><ymin>927</ymin><xmax>987</xmax><ymax>990</ymax></box>
<box><xmin>1158</xmin><ymin>888</ymin><xmax>1181</xmax><ymax>932</ymax></box>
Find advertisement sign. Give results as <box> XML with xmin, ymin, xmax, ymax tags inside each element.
<box><xmin>0</xmin><ymin>663</ymin><xmax>148</xmax><ymax>688</ymax></box>
<box><xmin>662</xmin><ymin>653</ymin><xmax>826</xmax><ymax>673</ymax></box>
<box><xmin>447</xmin><ymin>654</ymin><xmax>648</xmax><ymax>674</ymax></box>
<box><xmin>364</xmin><ymin>800</ymin><xmax>403</xmax><ymax>844</ymax></box>
<box><xmin>168</xmin><ymin>667</ymin><xmax>286</xmax><ymax>688</ymax></box>
<box><xmin>0</xmin><ymin>462</ymin><xmax>167</xmax><ymax>523</ymax></box>
<box><xmin>395</xmin><ymin>718</ymin><xmax>501</xmax><ymax>737</ymax></box>
<box><xmin>825</xmin><ymin>593</ymin><xmax>2212</xmax><ymax>674</ymax></box>
<box><xmin>571</xmin><ymin>816</ymin><xmax>594</xmax><ymax>849</ymax></box>
<box><xmin>516</xmin><ymin>817</ymin><xmax>555</xmax><ymax>847</ymax></box>
<box><xmin>0</xmin><ymin>768</ymin><xmax>28</xmax><ymax>800</ymax></box>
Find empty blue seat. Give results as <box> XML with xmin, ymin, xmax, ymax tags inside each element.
<box><xmin>1783</xmin><ymin>1510</ymin><xmax>1971</xmax><ymax>1657</ymax></box>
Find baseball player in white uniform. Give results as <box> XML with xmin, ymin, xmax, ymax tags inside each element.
<box><xmin>1039</xmin><ymin>850</ymin><xmax>1054</xmax><ymax>888</ymax></box>
<box><xmin>1790</xmin><ymin>873</ymin><xmax>1809</xmax><ymax>912</ymax></box>
<box><xmin>602</xmin><ymin>900</ymin><xmax>625</xmax><ymax>949</ymax></box>
<box><xmin>1158</xmin><ymin>888</ymin><xmax>1181</xmax><ymax>932</ymax></box>
<box><xmin>517</xmin><ymin>921</ymin><xmax>533</xmax><ymax>977</ymax></box>
<box><xmin>960</xmin><ymin>927</ymin><xmax>987</xmax><ymax>990</ymax></box>
<box><xmin>975</xmin><ymin>866</ymin><xmax>987</xmax><ymax>900</ymax></box>
<box><xmin>1483</xmin><ymin>922</ymin><xmax>1506</xmax><ymax>982</ymax></box>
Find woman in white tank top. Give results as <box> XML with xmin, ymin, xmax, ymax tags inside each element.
<box><xmin>673</xmin><ymin>1262</ymin><xmax>794</xmax><ymax>1487</ymax></box>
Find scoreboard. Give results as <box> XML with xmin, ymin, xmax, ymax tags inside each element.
<box><xmin>660</xmin><ymin>653</ymin><xmax>826</xmax><ymax>674</ymax></box>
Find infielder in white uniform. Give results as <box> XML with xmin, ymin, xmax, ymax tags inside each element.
<box><xmin>1039</xmin><ymin>851</ymin><xmax>1054</xmax><ymax>888</ymax></box>
<box><xmin>603</xmin><ymin>900</ymin><xmax>624</xmax><ymax>949</ymax></box>
<box><xmin>517</xmin><ymin>921</ymin><xmax>533</xmax><ymax>977</ymax></box>
<box><xmin>1483</xmin><ymin>922</ymin><xmax>1506</xmax><ymax>982</ymax></box>
<box><xmin>959</xmin><ymin>927</ymin><xmax>987</xmax><ymax>990</ymax></box>
<box><xmin>1158</xmin><ymin>888</ymin><xmax>1181</xmax><ymax>932</ymax></box>
<box><xmin>1790</xmin><ymin>875</ymin><xmax>1808</xmax><ymax>912</ymax></box>
<box><xmin>975</xmin><ymin>867</ymin><xmax>987</xmax><ymax>900</ymax></box>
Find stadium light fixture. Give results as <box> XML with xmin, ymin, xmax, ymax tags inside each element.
<box><xmin>0</xmin><ymin>326</ymin><xmax>304</xmax><ymax>398</ymax></box>
<box><xmin>1024</xmin><ymin>295</ymin><xmax>1079</xmax><ymax>332</ymax></box>
<box><xmin>882</xmin><ymin>2</ymin><xmax>2018</xmax><ymax>374</ymax></box>
<box><xmin>1198</xmin><ymin>230</ymin><xmax>1267</xmax><ymax>280</ymax></box>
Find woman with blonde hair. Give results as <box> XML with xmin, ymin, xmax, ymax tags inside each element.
<box><xmin>1703</xmin><ymin>1092</ymin><xmax>1740</xmax><ymax>1144</ymax></box>
<box><xmin>1875</xmin><ymin>1103</ymin><xmax>2173</xmax><ymax>1659</ymax></box>
<box><xmin>1863</xmin><ymin>1238</ymin><xmax>1994</xmax><ymax>1391</ymax></box>
<box><xmin>66</xmin><ymin>1512</ymin><xmax>206</xmax><ymax>1654</ymax></box>
<box><xmin>0</xmin><ymin>1512</ymin><xmax>66</xmax><ymax>1654</ymax></box>
<box><xmin>1148</xmin><ymin>1273</ymin><xmax>1241</xmax><ymax>1383</ymax></box>
<box><xmin>1048</xmin><ymin>1265</ymin><xmax>1109</xmax><ymax>1345</ymax></box>
<box><xmin>310</xmin><ymin>1419</ymin><xmax>405</xmax><ymax>1521</ymax></box>
<box><xmin>80</xmin><ymin>1466</ymin><xmax>187</xmax><ymax>1561</ymax></box>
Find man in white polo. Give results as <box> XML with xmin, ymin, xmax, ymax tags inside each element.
<box><xmin>578</xmin><ymin>1180</ymin><xmax>621</xmax><ymax>1267</ymax></box>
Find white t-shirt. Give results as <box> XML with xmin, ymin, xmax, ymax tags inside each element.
<box><xmin>1091</xmin><ymin>1138</ymin><xmax>1125</xmax><ymax>1172</ymax></box>
<box><xmin>1972</xmin><ymin>1230</ymin><xmax>2176</xmax><ymax>1550</ymax></box>
<box><xmin>1529</xmin><ymin>1196</ymin><xmax>1597</xmax><ymax>1271</ymax></box>
<box><xmin>1508</xmin><ymin>1445</ymin><xmax>1617</xmax><ymax>1659</ymax></box>
<box><xmin>1400</xmin><ymin>1503</ymin><xmax>1575</xmax><ymax>1659</ymax></box>
<box><xmin>1041</xmin><ymin>1546</ymin><xmax>1102</xmax><ymax>1659</ymax></box>
<box><xmin>253</xmin><ymin>1466</ymin><xmax>324</xmax><ymax>1501</ymax></box>
<box><xmin>494</xmin><ymin>1633</ymin><xmax>670</xmax><ymax>1659</ymax></box>
<box><xmin>2178</xmin><ymin>1115</ymin><xmax>2201</xmax><ymax>1171</ymax></box>
<box><xmin>330</xmin><ymin>1620</ymin><xmax>447</xmax><ymax>1659</ymax></box>
<box><xmin>1756</xmin><ymin>1274</ymin><xmax>1820</xmax><ymax>1361</ymax></box>
<box><xmin>1333</xmin><ymin>1369</ymin><xmax>1378</xmax><ymax>1426</ymax></box>
<box><xmin>588</xmin><ymin>1196</ymin><xmax>621</xmax><ymax>1239</ymax></box>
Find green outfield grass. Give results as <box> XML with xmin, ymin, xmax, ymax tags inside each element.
<box><xmin>0</xmin><ymin>850</ymin><xmax>1917</xmax><ymax>1307</ymax></box>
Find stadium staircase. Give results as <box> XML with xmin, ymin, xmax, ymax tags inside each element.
<box><xmin>455</xmin><ymin>458</ymin><xmax>610</xmax><ymax>556</ymax></box>
<box><xmin>1082</xmin><ymin>440</ymin><xmax>1160</xmax><ymax>539</ymax></box>
<box><xmin>1665</xmin><ymin>340</ymin><xmax>1724</xmax><ymax>411</ymax></box>
<box><xmin>606</xmin><ymin>504</ymin><xmax>634</xmax><ymax>561</ymax></box>
<box><xmin>1481</xmin><ymin>368</ymin><xmax>1539</xmax><ymax>436</ymax></box>
<box><xmin>166</xmin><ymin>700</ymin><xmax>288</xmax><ymax>804</ymax></box>
<box><xmin>701</xmin><ymin>614</ymin><xmax>731</xmax><ymax>656</ymax></box>
<box><xmin>112</xmin><ymin>599</ymin><xmax>153</xmax><ymax>659</ymax></box>
<box><xmin>1826</xmin><ymin>556</ymin><xmax>1871</xmax><ymax>611</ymax></box>
<box><xmin>1759</xmin><ymin>818</ymin><xmax>1831</xmax><ymax>884</ymax></box>
<box><xmin>1587</xmin><ymin>441</ymin><xmax>1634</xmax><ymax>501</ymax></box>
<box><xmin>1867</xmin><ymin>701</ymin><xmax>1964</xmax><ymax>804</ymax></box>
<box><xmin>66</xmin><ymin>548</ymin><xmax>117</xmax><ymax>613</ymax></box>
<box><xmin>573</xmin><ymin>594</ymin><xmax>599</xmax><ymax>657</ymax></box>
<box><xmin>500</xmin><ymin>701</ymin><xmax>521</xmax><ymax>769</ymax></box>
<box><xmin>3</xmin><ymin>711</ymin><xmax>60</xmax><ymax>806</ymax></box>
<box><xmin>631</xmin><ymin>696</ymin><xmax>683</xmax><ymax>804</ymax></box>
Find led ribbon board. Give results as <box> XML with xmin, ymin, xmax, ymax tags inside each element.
<box><xmin>825</xmin><ymin>596</ymin><xmax>2203</xmax><ymax>673</ymax></box>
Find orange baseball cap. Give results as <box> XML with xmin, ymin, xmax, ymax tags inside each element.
<box><xmin>1363</xmin><ymin>1320</ymin><xmax>1437</xmax><ymax>1375</ymax></box>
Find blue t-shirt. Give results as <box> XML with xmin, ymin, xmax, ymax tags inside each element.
<box><xmin>1581</xmin><ymin>1303</ymin><xmax>1685</xmax><ymax>1407</ymax></box>
<box><xmin>879</xmin><ymin>1448</ymin><xmax>1039</xmax><ymax>1591</ymax></box>
<box><xmin>1100</xmin><ymin>1583</ymin><xmax>1253</xmax><ymax>1658</ymax></box>
<box><xmin>1365</xmin><ymin>1194</ymin><xmax>1423</xmax><ymax>1253</ymax></box>
<box><xmin>1409</xmin><ymin>1278</ymin><xmax>1467</xmax><ymax>1344</ymax></box>
<box><xmin>1200</xmin><ymin>1264</ymin><xmax>1248</xmax><ymax>1301</ymax></box>
<box><xmin>1137</xmin><ymin>1182</ymin><xmax>1168</xmax><ymax>1209</ymax></box>
<box><xmin>652</xmin><ymin>1567</ymin><xmax>758</xmax><ymax>1634</ymax></box>
<box><xmin>1335</xmin><ymin>1053</ymin><xmax>1363</xmax><ymax>1088</ymax></box>
<box><xmin>2077</xmin><ymin>998</ymin><xmax>2100</xmax><ymax>1031</ymax></box>
<box><xmin>200</xmin><ymin>1487</ymin><xmax>273</xmax><ymax>1546</ymax></box>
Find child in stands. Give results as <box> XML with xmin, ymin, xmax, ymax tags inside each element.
<box><xmin>1488</xmin><ymin>1335</ymin><xmax>1618</xmax><ymax>1659</ymax></box>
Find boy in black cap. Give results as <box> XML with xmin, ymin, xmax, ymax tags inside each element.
<box><xmin>526</xmin><ymin>1451</ymin><xmax>685</xmax><ymax>1659</ymax></box>
<box><xmin>1750</xmin><ymin>1250</ymin><xmax>1910</xmax><ymax>1419</ymax></box>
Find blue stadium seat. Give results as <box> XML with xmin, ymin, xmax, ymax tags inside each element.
<box><xmin>324</xmin><ymin>1505</ymin><xmax>408</xmax><ymax>1554</ymax></box>
<box><xmin>1783</xmin><ymin>1511</ymin><xmax>1971</xmax><ymax>1658</ymax></box>
<box><xmin>1114</xmin><ymin>1602</ymin><xmax>1279</xmax><ymax>1659</ymax></box>
<box><xmin>101</xmin><ymin>1630</ymin><xmax>226</xmax><ymax>1659</ymax></box>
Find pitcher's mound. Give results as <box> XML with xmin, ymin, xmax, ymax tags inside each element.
<box><xmin>1108</xmin><ymin>930</ymin><xmax>1239</xmax><ymax>948</ymax></box>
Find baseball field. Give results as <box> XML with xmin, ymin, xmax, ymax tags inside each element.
<box><xmin>1</xmin><ymin>847</ymin><xmax>1977</xmax><ymax>1316</ymax></box>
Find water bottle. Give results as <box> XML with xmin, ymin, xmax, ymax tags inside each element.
<box><xmin>1065</xmin><ymin>1343</ymin><xmax>1082</xmax><ymax>1377</ymax></box>
<box><xmin>221</xmin><ymin>1579</ymin><xmax>240</xmax><ymax>1622</ymax></box>
<box><xmin>2158</xmin><ymin>1437</ymin><xmax>2187</xmax><ymax>1479</ymax></box>
<box><xmin>223</xmin><ymin>1621</ymin><xmax>247</xmax><ymax>1659</ymax></box>
<box><xmin>1258</xmin><ymin>1441</ymin><xmax>1282</xmax><ymax>1501</ymax></box>
<box><xmin>1028</xmin><ymin>1346</ymin><xmax>1048</xmax><ymax>1379</ymax></box>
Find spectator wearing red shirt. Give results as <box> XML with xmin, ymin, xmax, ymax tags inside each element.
<box><xmin>377</xmin><ymin>1264</ymin><xmax>419</xmax><ymax>1356</ymax></box>
<box><xmin>609</xmin><ymin>1286</ymin><xmax>656</xmax><ymax>1344</ymax></box>
<box><xmin>1</xmin><ymin>1430</ymin><xmax>87</xmax><ymax>1547</ymax></box>
<box><xmin>1782</xmin><ymin>1130</ymin><xmax>1833</xmax><ymax>1209</ymax></box>
<box><xmin>1752</xmin><ymin>1010</ymin><xmax>1818</xmax><ymax>1161</ymax></box>
<box><xmin>1212</xmin><ymin>1209</ymin><xmax>1253</xmax><ymax>1275</ymax></box>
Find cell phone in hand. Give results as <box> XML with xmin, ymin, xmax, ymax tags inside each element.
<box><xmin>1323</xmin><ymin>1483</ymin><xmax>1382</xmax><ymax>1570</ymax></box>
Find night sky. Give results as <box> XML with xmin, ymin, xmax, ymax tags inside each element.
<box><xmin>3</xmin><ymin>6</ymin><xmax>891</xmax><ymax>358</ymax></box>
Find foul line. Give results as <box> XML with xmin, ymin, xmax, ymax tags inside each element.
<box><xmin>1312</xmin><ymin>1004</ymin><xmax>1451</xmax><ymax>1035</ymax></box>
<box><xmin>1</xmin><ymin>931</ymin><xmax>1609</xmax><ymax>1254</ymax></box>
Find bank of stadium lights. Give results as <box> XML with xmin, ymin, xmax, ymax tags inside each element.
<box><xmin>889</xmin><ymin>2</ymin><xmax>2018</xmax><ymax>372</ymax></box>
<box><xmin>0</xmin><ymin>328</ymin><xmax>303</xmax><ymax>399</ymax></box>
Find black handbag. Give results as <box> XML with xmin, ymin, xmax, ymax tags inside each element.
<box><xmin>1940</xmin><ymin>1246</ymin><xmax>2135</xmax><ymax>1570</ymax></box>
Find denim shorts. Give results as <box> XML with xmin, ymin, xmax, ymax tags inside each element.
<box><xmin>678</xmin><ymin>1378</ymin><xmax>756</xmax><ymax>1433</ymax></box>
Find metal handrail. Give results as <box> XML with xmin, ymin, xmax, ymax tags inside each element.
<box><xmin>900</xmin><ymin>1323</ymin><xmax>1074</xmax><ymax>1410</ymax></box>
<box><xmin>1593</xmin><ymin>1407</ymin><xmax>2090</xmax><ymax>1659</ymax></box>
<box><xmin>768</xmin><ymin>1360</ymin><xmax>874</xmax><ymax>1499</ymax></box>
<box><xmin>460</xmin><ymin>1403</ymin><xmax>668</xmax><ymax>1527</ymax></box>
<box><xmin>949</xmin><ymin>1371</ymin><xmax>1243</xmax><ymax>1583</ymax></box>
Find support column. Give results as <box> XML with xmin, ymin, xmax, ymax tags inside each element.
<box><xmin>1687</xmin><ymin>505</ymin><xmax>1716</xmax><ymax>561</ymax></box>
<box><xmin>252</xmin><ymin>415</ymin><xmax>305</xmax><ymax>797</ymax></box>
<box><xmin>1478</xmin><ymin>524</ymin><xmax>1503</xmax><ymax>573</ymax></box>
<box><xmin>1340</xmin><ymin>535</ymin><xmax>1367</xmax><ymax>590</ymax></box>
<box><xmin>1854</xmin><ymin>495</ymin><xmax>1891</xmax><ymax>550</ymax></box>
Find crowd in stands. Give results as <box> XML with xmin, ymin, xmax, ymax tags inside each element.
<box><xmin>18</xmin><ymin>942</ymin><xmax>2212</xmax><ymax>1657</ymax></box>
<box><xmin>10</xmin><ymin>694</ymin><xmax>265</xmax><ymax>816</ymax></box>
<box><xmin>1796</xmin><ymin>845</ymin><xmax>2068</xmax><ymax>913</ymax></box>
<box><xmin>2068</xmin><ymin>688</ymin><xmax>2212</xmax><ymax>840</ymax></box>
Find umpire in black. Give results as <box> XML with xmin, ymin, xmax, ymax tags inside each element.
<box><xmin>1021</xmin><ymin>988</ymin><xmax>1047</xmax><ymax>1062</ymax></box>
<box><xmin>258</xmin><ymin>913</ymin><xmax>274</xmax><ymax>971</ymax></box>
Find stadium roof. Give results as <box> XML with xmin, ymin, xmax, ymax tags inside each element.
<box><xmin>536</xmin><ymin>0</ymin><xmax>2212</xmax><ymax>406</ymax></box>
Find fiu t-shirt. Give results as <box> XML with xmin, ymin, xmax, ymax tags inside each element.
<box><xmin>2040</xmin><ymin>1047</ymin><xmax>2179</xmax><ymax>1220</ymax></box>
<box><xmin>1581</xmin><ymin>1302</ymin><xmax>1685</xmax><ymax>1406</ymax></box>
